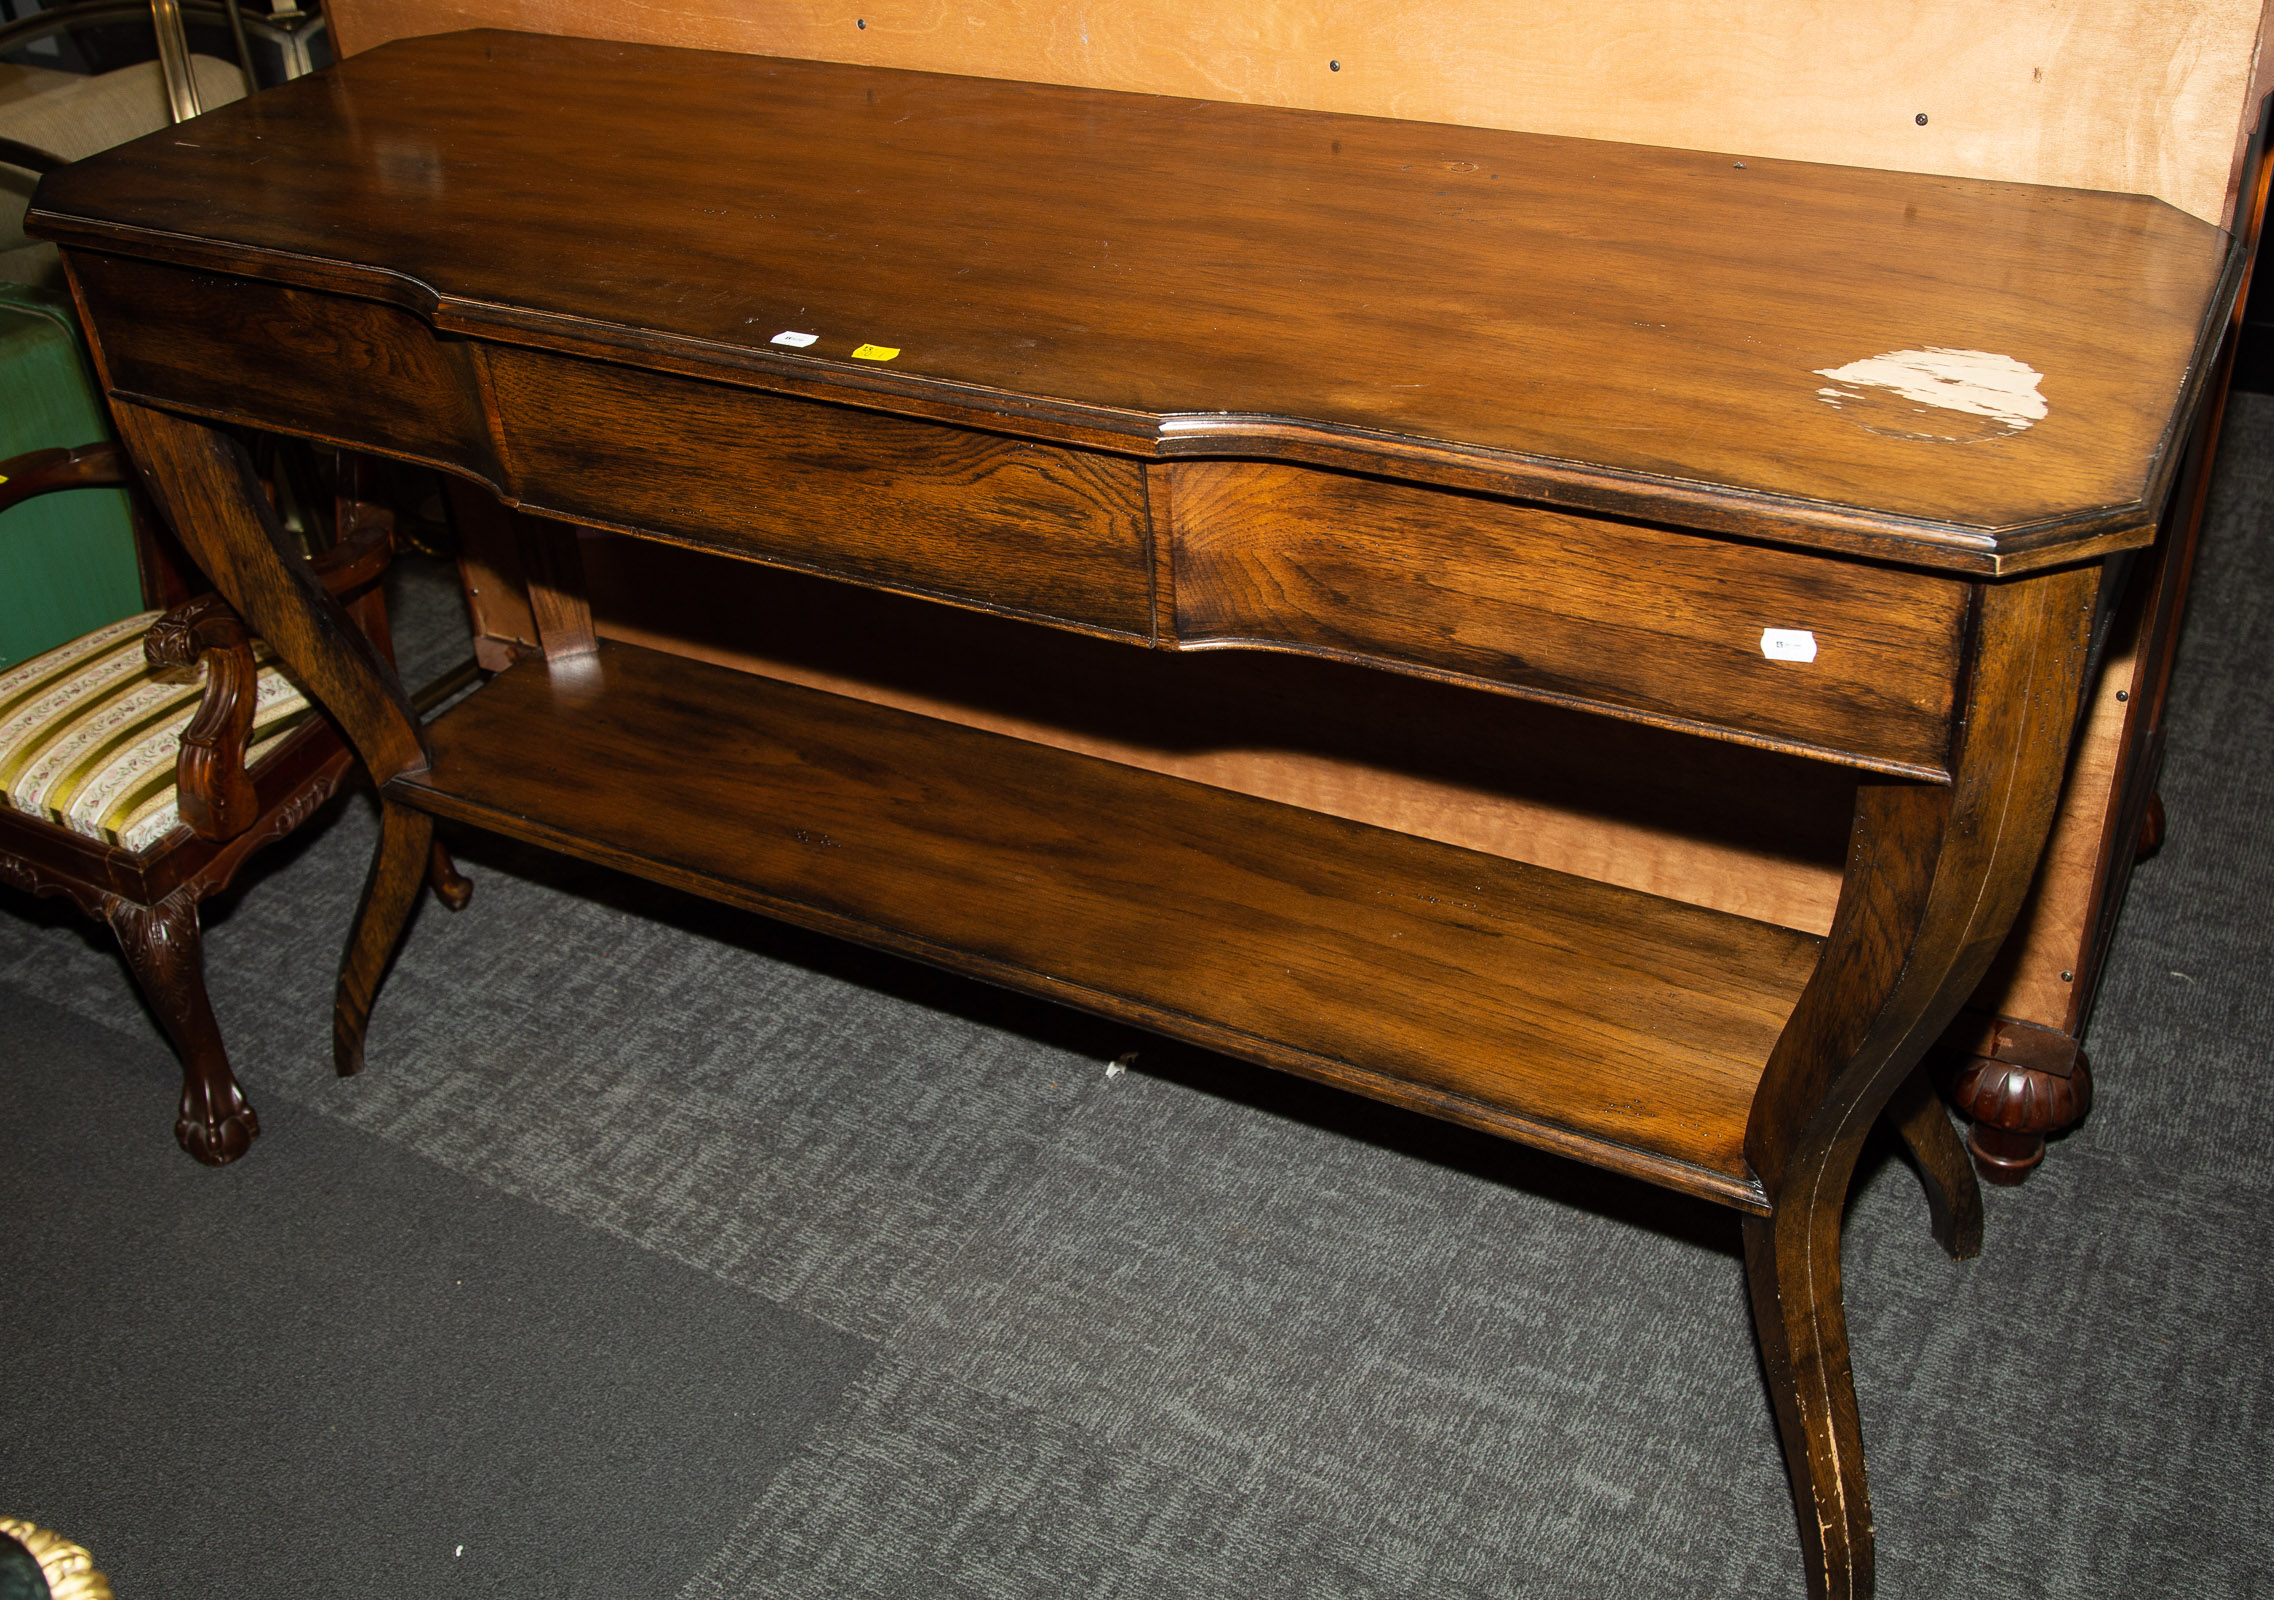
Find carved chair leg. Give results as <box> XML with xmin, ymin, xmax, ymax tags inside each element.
<box><xmin>105</xmin><ymin>887</ymin><xmax>259</xmax><ymax>1165</ymax></box>
<box><xmin>1745</xmin><ymin>1201</ymin><xmax>1873</xmax><ymax>1600</ymax></box>
<box><xmin>1883</xmin><ymin>1067</ymin><xmax>1982</xmax><ymax>1261</ymax></box>
<box><xmin>427</xmin><ymin>837</ymin><xmax>473</xmax><ymax>912</ymax></box>
<box><xmin>335</xmin><ymin>801</ymin><xmax>436</xmax><ymax>1077</ymax></box>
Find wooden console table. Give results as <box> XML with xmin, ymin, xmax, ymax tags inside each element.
<box><xmin>28</xmin><ymin>30</ymin><xmax>2241</xmax><ymax>1597</ymax></box>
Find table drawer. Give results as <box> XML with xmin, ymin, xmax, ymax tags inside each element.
<box><xmin>69</xmin><ymin>253</ymin><xmax>501</xmax><ymax>481</ymax></box>
<box><xmin>1164</xmin><ymin>461</ymin><xmax>1971</xmax><ymax>774</ymax></box>
<box><xmin>486</xmin><ymin>346</ymin><xmax>1153</xmax><ymax>637</ymax></box>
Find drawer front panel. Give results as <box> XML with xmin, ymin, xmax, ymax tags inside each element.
<box><xmin>487</xmin><ymin>346</ymin><xmax>1153</xmax><ymax>637</ymax></box>
<box><xmin>1167</xmin><ymin>460</ymin><xmax>1970</xmax><ymax>773</ymax></box>
<box><xmin>69</xmin><ymin>253</ymin><xmax>499</xmax><ymax>479</ymax></box>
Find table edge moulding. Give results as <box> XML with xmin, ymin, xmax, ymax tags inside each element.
<box><xmin>23</xmin><ymin>29</ymin><xmax>2251</xmax><ymax>1600</ymax></box>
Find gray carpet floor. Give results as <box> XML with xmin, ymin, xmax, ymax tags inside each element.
<box><xmin>6</xmin><ymin>399</ymin><xmax>2274</xmax><ymax>1598</ymax></box>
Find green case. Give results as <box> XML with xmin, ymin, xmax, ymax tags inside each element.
<box><xmin>0</xmin><ymin>279</ymin><xmax>144</xmax><ymax>669</ymax></box>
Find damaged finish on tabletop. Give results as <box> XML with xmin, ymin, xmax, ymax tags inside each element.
<box><xmin>25</xmin><ymin>28</ymin><xmax>2245</xmax><ymax>1600</ymax></box>
<box><xmin>28</xmin><ymin>28</ymin><xmax>2238</xmax><ymax>569</ymax></box>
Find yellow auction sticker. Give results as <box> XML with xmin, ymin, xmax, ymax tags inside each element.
<box><xmin>850</xmin><ymin>344</ymin><xmax>900</xmax><ymax>361</ymax></box>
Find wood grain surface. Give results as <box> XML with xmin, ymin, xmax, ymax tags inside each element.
<box><xmin>324</xmin><ymin>0</ymin><xmax>2273</xmax><ymax>229</ymax></box>
<box><xmin>393</xmin><ymin>637</ymin><xmax>1825</xmax><ymax>1205</ymax></box>
<box><xmin>29</xmin><ymin>30</ymin><xmax>2236</xmax><ymax>564</ymax></box>
<box><xmin>1168</xmin><ymin>460</ymin><xmax>1971</xmax><ymax>775</ymax></box>
<box><xmin>486</xmin><ymin>344</ymin><xmax>1153</xmax><ymax>635</ymax></box>
<box><xmin>54</xmin><ymin>32</ymin><xmax>2150</xmax><ymax>1589</ymax></box>
<box><xmin>68</xmin><ymin>222</ymin><xmax>2003</xmax><ymax>772</ymax></box>
<box><xmin>578</xmin><ymin>534</ymin><xmax>1858</xmax><ymax>934</ymax></box>
<box><xmin>1736</xmin><ymin>561</ymin><xmax>2101</xmax><ymax>1599</ymax></box>
<box><xmin>71</xmin><ymin>253</ymin><xmax>503</xmax><ymax>482</ymax></box>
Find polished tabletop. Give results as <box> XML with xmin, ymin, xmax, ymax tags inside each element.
<box><xmin>32</xmin><ymin>28</ymin><xmax>2235</xmax><ymax>546</ymax></box>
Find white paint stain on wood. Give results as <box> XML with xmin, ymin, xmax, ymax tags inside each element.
<box><xmin>1814</xmin><ymin>347</ymin><xmax>2047</xmax><ymax>434</ymax></box>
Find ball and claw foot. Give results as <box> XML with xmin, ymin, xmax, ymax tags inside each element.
<box><xmin>176</xmin><ymin>1078</ymin><xmax>260</xmax><ymax>1165</ymax></box>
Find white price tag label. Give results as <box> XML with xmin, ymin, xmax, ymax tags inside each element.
<box><xmin>1760</xmin><ymin>628</ymin><xmax>1818</xmax><ymax>663</ymax></box>
<box><xmin>770</xmin><ymin>330</ymin><xmax>819</xmax><ymax>347</ymax></box>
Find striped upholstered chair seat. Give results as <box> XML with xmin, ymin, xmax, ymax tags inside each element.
<box><xmin>0</xmin><ymin>427</ymin><xmax>467</xmax><ymax>1170</ymax></box>
<box><xmin>0</xmin><ymin>607</ymin><xmax>316</xmax><ymax>855</ymax></box>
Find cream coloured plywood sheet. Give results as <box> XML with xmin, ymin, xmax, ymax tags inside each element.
<box><xmin>328</xmin><ymin>0</ymin><xmax>2271</xmax><ymax>225</ymax></box>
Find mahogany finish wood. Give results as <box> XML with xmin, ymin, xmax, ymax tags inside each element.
<box><xmin>0</xmin><ymin>441</ymin><xmax>133</xmax><ymax>508</ymax></box>
<box><xmin>1165</xmin><ymin>460</ymin><xmax>1971</xmax><ymax>775</ymax></box>
<box><xmin>572</xmin><ymin>533</ymin><xmax>1861</xmax><ymax>933</ymax></box>
<box><xmin>1946</xmin><ymin>1015</ymin><xmax>2096</xmax><ymax>1185</ymax></box>
<box><xmin>395</xmin><ymin>635</ymin><xmax>1817</xmax><ymax>1204</ymax></box>
<box><xmin>29</xmin><ymin>32</ymin><xmax>2235</xmax><ymax>573</ymax></box>
<box><xmin>143</xmin><ymin>593</ymin><xmax>262</xmax><ymax>841</ymax></box>
<box><xmin>27</xmin><ymin>30</ymin><xmax>2235</xmax><ymax>1597</ymax></box>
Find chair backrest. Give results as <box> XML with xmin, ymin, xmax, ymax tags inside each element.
<box><xmin>326</xmin><ymin>0</ymin><xmax>2274</xmax><ymax>227</ymax></box>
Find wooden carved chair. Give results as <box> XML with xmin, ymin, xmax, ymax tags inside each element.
<box><xmin>0</xmin><ymin>441</ymin><xmax>469</xmax><ymax>1164</ymax></box>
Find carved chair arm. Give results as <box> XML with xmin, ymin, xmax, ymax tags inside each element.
<box><xmin>138</xmin><ymin>511</ymin><xmax>399</xmax><ymax>844</ymax></box>
<box><xmin>144</xmin><ymin>593</ymin><xmax>260</xmax><ymax>841</ymax></box>
<box><xmin>8</xmin><ymin>439</ymin><xmax>399</xmax><ymax>842</ymax></box>
<box><xmin>0</xmin><ymin>445</ymin><xmax>263</xmax><ymax>837</ymax></box>
<box><xmin>0</xmin><ymin>442</ymin><xmax>130</xmax><ymax>517</ymax></box>
<box><xmin>135</xmin><ymin>482</ymin><xmax>398</xmax><ymax>843</ymax></box>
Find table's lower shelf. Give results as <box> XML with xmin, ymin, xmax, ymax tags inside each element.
<box><xmin>392</xmin><ymin>640</ymin><xmax>1825</xmax><ymax>1209</ymax></box>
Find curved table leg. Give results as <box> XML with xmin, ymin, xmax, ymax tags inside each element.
<box><xmin>1745</xmin><ymin>1203</ymin><xmax>1869</xmax><ymax>1600</ymax></box>
<box><xmin>1884</xmin><ymin>1067</ymin><xmax>1983</xmax><ymax>1261</ymax></box>
<box><xmin>106</xmin><ymin>886</ymin><xmax>259</xmax><ymax>1165</ymax></box>
<box><xmin>111</xmin><ymin>402</ymin><xmax>438</xmax><ymax>1080</ymax></box>
<box><xmin>1742</xmin><ymin>566</ymin><xmax>2102</xmax><ymax>1599</ymax></box>
<box><xmin>335</xmin><ymin>801</ymin><xmax>436</xmax><ymax>1076</ymax></box>
<box><xmin>428</xmin><ymin>838</ymin><xmax>474</xmax><ymax>912</ymax></box>
<box><xmin>110</xmin><ymin>404</ymin><xmax>428</xmax><ymax>787</ymax></box>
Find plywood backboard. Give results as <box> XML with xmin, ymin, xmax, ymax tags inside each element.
<box><xmin>329</xmin><ymin>0</ymin><xmax>2272</xmax><ymax>225</ymax></box>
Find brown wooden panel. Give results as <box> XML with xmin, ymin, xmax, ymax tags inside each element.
<box><xmin>31</xmin><ymin>32</ymin><xmax>2232</xmax><ymax>558</ymax></box>
<box><xmin>1963</xmin><ymin>534</ymin><xmax>2166</xmax><ymax>1034</ymax></box>
<box><xmin>1168</xmin><ymin>460</ymin><xmax>1970</xmax><ymax>774</ymax></box>
<box><xmin>576</xmin><ymin>535</ymin><xmax>1855</xmax><ymax>932</ymax></box>
<box><xmin>485</xmin><ymin>345</ymin><xmax>1152</xmax><ymax>636</ymax></box>
<box><xmin>394</xmin><ymin>637</ymin><xmax>1823</xmax><ymax>1202</ymax></box>
<box><xmin>68</xmin><ymin>253</ymin><xmax>498</xmax><ymax>481</ymax></box>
